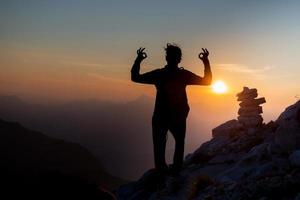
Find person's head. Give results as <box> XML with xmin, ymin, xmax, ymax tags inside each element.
<box><xmin>165</xmin><ymin>43</ymin><xmax>182</xmax><ymax>65</ymax></box>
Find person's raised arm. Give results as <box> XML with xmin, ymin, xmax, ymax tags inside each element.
<box><xmin>131</xmin><ymin>47</ymin><xmax>158</xmax><ymax>84</ymax></box>
<box><xmin>198</xmin><ymin>48</ymin><xmax>212</xmax><ymax>85</ymax></box>
<box><xmin>131</xmin><ymin>47</ymin><xmax>147</xmax><ymax>82</ymax></box>
<box><xmin>185</xmin><ymin>48</ymin><xmax>212</xmax><ymax>85</ymax></box>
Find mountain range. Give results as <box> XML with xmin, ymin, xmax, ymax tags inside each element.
<box><xmin>0</xmin><ymin>118</ymin><xmax>124</xmax><ymax>199</ymax></box>
<box><xmin>0</xmin><ymin>95</ymin><xmax>215</xmax><ymax>179</ymax></box>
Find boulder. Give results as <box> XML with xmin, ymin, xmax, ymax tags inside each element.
<box><xmin>217</xmin><ymin>143</ymin><xmax>273</xmax><ymax>182</ymax></box>
<box><xmin>274</xmin><ymin>120</ymin><xmax>300</xmax><ymax>153</ymax></box>
<box><xmin>186</xmin><ymin>138</ymin><xmax>233</xmax><ymax>165</ymax></box>
<box><xmin>212</xmin><ymin>119</ymin><xmax>243</xmax><ymax>138</ymax></box>
<box><xmin>276</xmin><ymin>100</ymin><xmax>300</xmax><ymax>124</ymax></box>
<box><xmin>295</xmin><ymin>193</ymin><xmax>300</xmax><ymax>200</ymax></box>
<box><xmin>289</xmin><ymin>149</ymin><xmax>300</xmax><ymax>167</ymax></box>
<box><xmin>273</xmin><ymin>100</ymin><xmax>300</xmax><ymax>153</ymax></box>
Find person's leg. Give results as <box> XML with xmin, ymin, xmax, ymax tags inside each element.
<box><xmin>169</xmin><ymin>119</ymin><xmax>186</xmax><ymax>175</ymax></box>
<box><xmin>152</xmin><ymin>119</ymin><xmax>169</xmax><ymax>172</ymax></box>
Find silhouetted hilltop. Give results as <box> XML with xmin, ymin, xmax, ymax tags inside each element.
<box><xmin>0</xmin><ymin>118</ymin><xmax>125</xmax><ymax>199</ymax></box>
<box><xmin>117</xmin><ymin>89</ymin><xmax>300</xmax><ymax>200</ymax></box>
<box><xmin>0</xmin><ymin>95</ymin><xmax>24</xmax><ymax>105</ymax></box>
<box><xmin>0</xmin><ymin>94</ymin><xmax>223</xmax><ymax>180</ymax></box>
<box><xmin>0</xmin><ymin>95</ymin><xmax>156</xmax><ymax>179</ymax></box>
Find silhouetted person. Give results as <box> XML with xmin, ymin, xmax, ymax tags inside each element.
<box><xmin>131</xmin><ymin>44</ymin><xmax>212</xmax><ymax>175</ymax></box>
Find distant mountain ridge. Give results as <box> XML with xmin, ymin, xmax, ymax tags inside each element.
<box><xmin>0</xmin><ymin>95</ymin><xmax>24</xmax><ymax>105</ymax></box>
<box><xmin>0</xmin><ymin>94</ymin><xmax>220</xmax><ymax>179</ymax></box>
<box><xmin>0</xmin><ymin>95</ymin><xmax>156</xmax><ymax>179</ymax></box>
<box><xmin>0</xmin><ymin>118</ymin><xmax>126</xmax><ymax>196</ymax></box>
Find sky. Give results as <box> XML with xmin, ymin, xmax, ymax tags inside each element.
<box><xmin>1</xmin><ymin>0</ymin><xmax>300</xmax><ymax>121</ymax></box>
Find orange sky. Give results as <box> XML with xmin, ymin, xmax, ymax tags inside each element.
<box><xmin>1</xmin><ymin>1</ymin><xmax>300</xmax><ymax>124</ymax></box>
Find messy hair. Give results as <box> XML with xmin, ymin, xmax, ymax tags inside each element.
<box><xmin>164</xmin><ymin>43</ymin><xmax>182</xmax><ymax>60</ymax></box>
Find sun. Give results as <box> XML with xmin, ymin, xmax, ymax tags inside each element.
<box><xmin>212</xmin><ymin>80</ymin><xmax>228</xmax><ymax>94</ymax></box>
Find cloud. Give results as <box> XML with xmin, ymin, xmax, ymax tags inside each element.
<box><xmin>215</xmin><ymin>63</ymin><xmax>275</xmax><ymax>79</ymax></box>
<box><xmin>216</xmin><ymin>63</ymin><xmax>273</xmax><ymax>74</ymax></box>
<box><xmin>60</xmin><ymin>60</ymin><xmax>131</xmax><ymax>77</ymax></box>
<box><xmin>61</xmin><ymin>60</ymin><xmax>131</xmax><ymax>69</ymax></box>
<box><xmin>60</xmin><ymin>61</ymin><xmax>106</xmax><ymax>68</ymax></box>
<box><xmin>86</xmin><ymin>72</ymin><xmax>129</xmax><ymax>84</ymax></box>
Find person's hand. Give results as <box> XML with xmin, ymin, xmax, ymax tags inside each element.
<box><xmin>198</xmin><ymin>48</ymin><xmax>209</xmax><ymax>62</ymax></box>
<box><xmin>136</xmin><ymin>47</ymin><xmax>147</xmax><ymax>62</ymax></box>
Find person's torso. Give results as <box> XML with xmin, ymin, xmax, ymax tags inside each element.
<box><xmin>153</xmin><ymin>67</ymin><xmax>190</xmax><ymax>119</ymax></box>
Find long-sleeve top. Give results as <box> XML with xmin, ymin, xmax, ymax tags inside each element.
<box><xmin>131</xmin><ymin>61</ymin><xmax>212</xmax><ymax>122</ymax></box>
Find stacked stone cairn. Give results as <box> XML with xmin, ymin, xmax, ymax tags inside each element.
<box><xmin>236</xmin><ymin>87</ymin><xmax>266</xmax><ymax>127</ymax></box>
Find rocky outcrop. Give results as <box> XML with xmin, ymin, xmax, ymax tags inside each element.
<box><xmin>237</xmin><ymin>87</ymin><xmax>266</xmax><ymax>128</ymax></box>
<box><xmin>212</xmin><ymin>119</ymin><xmax>243</xmax><ymax>138</ymax></box>
<box><xmin>117</xmin><ymin>88</ymin><xmax>300</xmax><ymax>200</ymax></box>
<box><xmin>274</xmin><ymin>100</ymin><xmax>300</xmax><ymax>153</ymax></box>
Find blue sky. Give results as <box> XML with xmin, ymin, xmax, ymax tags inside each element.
<box><xmin>0</xmin><ymin>0</ymin><xmax>299</xmax><ymax>109</ymax></box>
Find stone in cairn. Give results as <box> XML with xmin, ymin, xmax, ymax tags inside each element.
<box><xmin>237</xmin><ymin>87</ymin><xmax>266</xmax><ymax>127</ymax></box>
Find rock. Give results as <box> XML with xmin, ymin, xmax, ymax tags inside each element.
<box><xmin>217</xmin><ymin>143</ymin><xmax>272</xmax><ymax>182</ymax></box>
<box><xmin>238</xmin><ymin>110</ymin><xmax>263</xmax><ymax>117</ymax></box>
<box><xmin>117</xmin><ymin>182</ymin><xmax>138</xmax><ymax>199</ymax></box>
<box><xmin>274</xmin><ymin>120</ymin><xmax>300</xmax><ymax>153</ymax></box>
<box><xmin>183</xmin><ymin>153</ymin><xmax>193</xmax><ymax>165</ymax></box>
<box><xmin>117</xmin><ymin>98</ymin><xmax>300</xmax><ymax>200</ymax></box>
<box><xmin>186</xmin><ymin>138</ymin><xmax>232</xmax><ymax>165</ymax></box>
<box><xmin>295</xmin><ymin>193</ymin><xmax>300</xmax><ymax>200</ymax></box>
<box><xmin>239</xmin><ymin>105</ymin><xmax>263</xmax><ymax>111</ymax></box>
<box><xmin>238</xmin><ymin>115</ymin><xmax>263</xmax><ymax>127</ymax></box>
<box><xmin>274</xmin><ymin>100</ymin><xmax>300</xmax><ymax>153</ymax></box>
<box><xmin>239</xmin><ymin>97</ymin><xmax>266</xmax><ymax>107</ymax></box>
<box><xmin>289</xmin><ymin>150</ymin><xmax>300</xmax><ymax>167</ymax></box>
<box><xmin>181</xmin><ymin>173</ymin><xmax>214</xmax><ymax>200</ymax></box>
<box><xmin>117</xmin><ymin>169</ymin><xmax>167</xmax><ymax>199</ymax></box>
<box><xmin>129</xmin><ymin>190</ymin><xmax>150</xmax><ymax>200</ymax></box>
<box><xmin>208</xmin><ymin>153</ymin><xmax>242</xmax><ymax>164</ymax></box>
<box><xmin>212</xmin><ymin>119</ymin><xmax>243</xmax><ymax>138</ymax></box>
<box><xmin>277</xmin><ymin>100</ymin><xmax>300</xmax><ymax>124</ymax></box>
<box><xmin>238</xmin><ymin>106</ymin><xmax>263</xmax><ymax>115</ymax></box>
<box><xmin>236</xmin><ymin>87</ymin><xmax>257</xmax><ymax>98</ymax></box>
<box><xmin>237</xmin><ymin>92</ymin><xmax>258</xmax><ymax>101</ymax></box>
<box><xmin>236</xmin><ymin>87</ymin><xmax>266</xmax><ymax>128</ymax></box>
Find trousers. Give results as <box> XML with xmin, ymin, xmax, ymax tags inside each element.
<box><xmin>152</xmin><ymin>116</ymin><xmax>186</xmax><ymax>173</ymax></box>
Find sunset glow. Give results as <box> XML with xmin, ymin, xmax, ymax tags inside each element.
<box><xmin>212</xmin><ymin>81</ymin><xmax>228</xmax><ymax>94</ymax></box>
<box><xmin>1</xmin><ymin>1</ymin><xmax>300</xmax><ymax>184</ymax></box>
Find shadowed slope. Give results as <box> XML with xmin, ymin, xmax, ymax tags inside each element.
<box><xmin>0</xmin><ymin>118</ymin><xmax>126</xmax><ymax>198</ymax></box>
